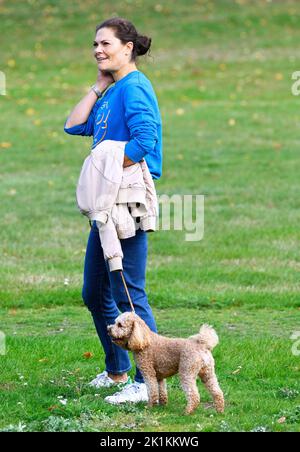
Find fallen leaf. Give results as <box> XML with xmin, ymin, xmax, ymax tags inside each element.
<box><xmin>0</xmin><ymin>142</ymin><xmax>12</xmax><ymax>148</ymax></box>
<box><xmin>272</xmin><ymin>142</ymin><xmax>282</xmax><ymax>150</ymax></box>
<box><xmin>275</xmin><ymin>73</ymin><xmax>283</xmax><ymax>81</ymax></box>
<box><xmin>232</xmin><ymin>366</ymin><xmax>242</xmax><ymax>375</ymax></box>
<box><xmin>154</xmin><ymin>4</ymin><xmax>163</xmax><ymax>12</ymax></box>
<box><xmin>7</xmin><ymin>59</ymin><xmax>16</xmax><ymax>68</ymax></box>
<box><xmin>25</xmin><ymin>108</ymin><xmax>36</xmax><ymax>116</ymax></box>
<box><xmin>83</xmin><ymin>352</ymin><xmax>93</xmax><ymax>359</ymax></box>
<box><xmin>38</xmin><ymin>358</ymin><xmax>49</xmax><ymax>363</ymax></box>
<box><xmin>48</xmin><ymin>405</ymin><xmax>59</xmax><ymax>411</ymax></box>
<box><xmin>277</xmin><ymin>417</ymin><xmax>286</xmax><ymax>424</ymax></box>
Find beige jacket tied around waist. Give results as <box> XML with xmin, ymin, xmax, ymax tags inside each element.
<box><xmin>76</xmin><ymin>139</ymin><xmax>159</xmax><ymax>272</ymax></box>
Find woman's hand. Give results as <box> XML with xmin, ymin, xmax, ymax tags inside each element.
<box><xmin>123</xmin><ymin>156</ymin><xmax>144</xmax><ymax>168</ymax></box>
<box><xmin>123</xmin><ymin>155</ymin><xmax>136</xmax><ymax>167</ymax></box>
<box><xmin>96</xmin><ymin>68</ymin><xmax>114</xmax><ymax>93</ymax></box>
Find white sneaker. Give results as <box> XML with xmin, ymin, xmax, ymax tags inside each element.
<box><xmin>104</xmin><ymin>382</ymin><xmax>148</xmax><ymax>405</ymax></box>
<box><xmin>89</xmin><ymin>371</ymin><xmax>132</xmax><ymax>389</ymax></box>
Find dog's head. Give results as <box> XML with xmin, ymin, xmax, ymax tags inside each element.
<box><xmin>107</xmin><ymin>312</ymin><xmax>151</xmax><ymax>351</ymax></box>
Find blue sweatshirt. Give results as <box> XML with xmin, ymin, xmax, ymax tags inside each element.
<box><xmin>64</xmin><ymin>70</ymin><xmax>163</xmax><ymax>180</ymax></box>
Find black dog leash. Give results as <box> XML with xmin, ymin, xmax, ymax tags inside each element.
<box><xmin>120</xmin><ymin>271</ymin><xmax>135</xmax><ymax>313</ymax></box>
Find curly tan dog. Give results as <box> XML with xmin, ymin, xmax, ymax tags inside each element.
<box><xmin>107</xmin><ymin>312</ymin><xmax>224</xmax><ymax>414</ymax></box>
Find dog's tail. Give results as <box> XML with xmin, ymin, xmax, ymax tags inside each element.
<box><xmin>189</xmin><ymin>324</ymin><xmax>219</xmax><ymax>351</ymax></box>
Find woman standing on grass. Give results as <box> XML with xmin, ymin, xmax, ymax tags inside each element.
<box><xmin>64</xmin><ymin>17</ymin><xmax>163</xmax><ymax>404</ymax></box>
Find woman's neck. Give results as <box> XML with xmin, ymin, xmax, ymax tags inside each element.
<box><xmin>113</xmin><ymin>63</ymin><xmax>138</xmax><ymax>82</ymax></box>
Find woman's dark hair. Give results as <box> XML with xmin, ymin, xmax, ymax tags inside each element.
<box><xmin>95</xmin><ymin>17</ymin><xmax>151</xmax><ymax>62</ymax></box>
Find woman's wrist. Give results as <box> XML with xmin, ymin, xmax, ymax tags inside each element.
<box><xmin>96</xmin><ymin>82</ymin><xmax>110</xmax><ymax>93</ymax></box>
<box><xmin>91</xmin><ymin>84</ymin><xmax>104</xmax><ymax>98</ymax></box>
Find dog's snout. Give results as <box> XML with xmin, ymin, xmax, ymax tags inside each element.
<box><xmin>107</xmin><ymin>325</ymin><xmax>113</xmax><ymax>332</ymax></box>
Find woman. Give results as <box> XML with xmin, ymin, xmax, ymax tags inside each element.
<box><xmin>64</xmin><ymin>17</ymin><xmax>163</xmax><ymax>404</ymax></box>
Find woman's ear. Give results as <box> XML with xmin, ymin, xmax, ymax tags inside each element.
<box><xmin>128</xmin><ymin>316</ymin><xmax>150</xmax><ymax>351</ymax></box>
<box><xmin>126</xmin><ymin>41</ymin><xmax>134</xmax><ymax>54</ymax></box>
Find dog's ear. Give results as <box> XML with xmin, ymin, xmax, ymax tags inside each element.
<box><xmin>127</xmin><ymin>316</ymin><xmax>150</xmax><ymax>351</ymax></box>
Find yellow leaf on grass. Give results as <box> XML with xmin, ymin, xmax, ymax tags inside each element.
<box><xmin>0</xmin><ymin>142</ymin><xmax>12</xmax><ymax>148</ymax></box>
<box><xmin>38</xmin><ymin>358</ymin><xmax>49</xmax><ymax>363</ymax></box>
<box><xmin>26</xmin><ymin>108</ymin><xmax>36</xmax><ymax>116</ymax></box>
<box><xmin>7</xmin><ymin>59</ymin><xmax>16</xmax><ymax>68</ymax></box>
<box><xmin>232</xmin><ymin>366</ymin><xmax>242</xmax><ymax>375</ymax></box>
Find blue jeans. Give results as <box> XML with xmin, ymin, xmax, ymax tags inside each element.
<box><xmin>82</xmin><ymin>220</ymin><xmax>157</xmax><ymax>383</ymax></box>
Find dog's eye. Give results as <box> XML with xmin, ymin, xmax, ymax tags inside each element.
<box><xmin>117</xmin><ymin>322</ymin><xmax>122</xmax><ymax>328</ymax></box>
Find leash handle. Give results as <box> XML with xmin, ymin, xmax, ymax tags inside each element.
<box><xmin>120</xmin><ymin>271</ymin><xmax>135</xmax><ymax>313</ymax></box>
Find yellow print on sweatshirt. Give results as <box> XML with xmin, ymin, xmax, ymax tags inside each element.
<box><xmin>94</xmin><ymin>101</ymin><xmax>111</xmax><ymax>144</ymax></box>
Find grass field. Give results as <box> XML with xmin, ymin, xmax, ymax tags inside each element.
<box><xmin>1</xmin><ymin>0</ymin><xmax>300</xmax><ymax>432</ymax></box>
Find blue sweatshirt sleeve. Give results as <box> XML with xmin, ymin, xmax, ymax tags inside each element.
<box><xmin>64</xmin><ymin>101</ymin><xmax>98</xmax><ymax>136</ymax></box>
<box><xmin>123</xmin><ymin>84</ymin><xmax>158</xmax><ymax>162</ymax></box>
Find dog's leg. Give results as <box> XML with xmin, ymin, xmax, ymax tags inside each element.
<box><xmin>180</xmin><ymin>375</ymin><xmax>200</xmax><ymax>415</ymax></box>
<box><xmin>199</xmin><ymin>368</ymin><xmax>225</xmax><ymax>413</ymax></box>
<box><xmin>158</xmin><ymin>379</ymin><xmax>168</xmax><ymax>405</ymax></box>
<box><xmin>179</xmin><ymin>360</ymin><xmax>201</xmax><ymax>415</ymax></box>
<box><xmin>142</xmin><ymin>367</ymin><xmax>159</xmax><ymax>407</ymax></box>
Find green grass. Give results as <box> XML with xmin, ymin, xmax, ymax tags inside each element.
<box><xmin>1</xmin><ymin>306</ymin><xmax>300</xmax><ymax>432</ymax></box>
<box><xmin>1</xmin><ymin>0</ymin><xmax>300</xmax><ymax>432</ymax></box>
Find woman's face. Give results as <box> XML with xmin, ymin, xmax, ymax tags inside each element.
<box><xmin>93</xmin><ymin>27</ymin><xmax>133</xmax><ymax>72</ymax></box>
